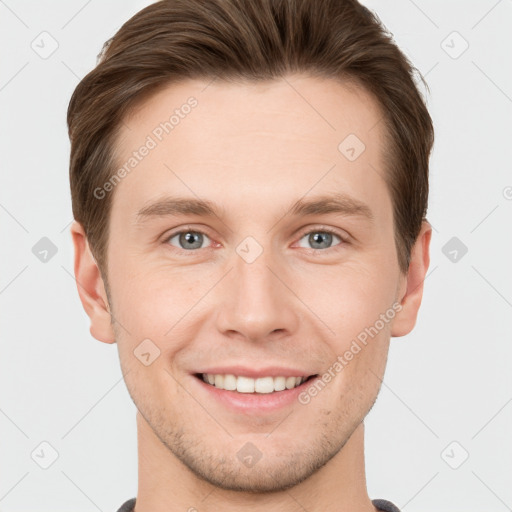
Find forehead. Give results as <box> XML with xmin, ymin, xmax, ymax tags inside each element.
<box><xmin>111</xmin><ymin>75</ymin><xmax>390</xmax><ymax>224</ymax></box>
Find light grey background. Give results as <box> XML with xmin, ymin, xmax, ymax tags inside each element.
<box><xmin>1</xmin><ymin>1</ymin><xmax>511</xmax><ymax>511</ymax></box>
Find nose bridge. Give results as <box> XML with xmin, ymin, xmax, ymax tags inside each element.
<box><xmin>215</xmin><ymin>237</ymin><xmax>297</xmax><ymax>341</ymax></box>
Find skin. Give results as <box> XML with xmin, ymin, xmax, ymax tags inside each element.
<box><xmin>71</xmin><ymin>74</ymin><xmax>431</xmax><ymax>512</ymax></box>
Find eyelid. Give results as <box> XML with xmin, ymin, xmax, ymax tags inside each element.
<box><xmin>295</xmin><ymin>224</ymin><xmax>350</xmax><ymax>243</ymax></box>
<box><xmin>293</xmin><ymin>224</ymin><xmax>350</xmax><ymax>252</ymax></box>
<box><xmin>163</xmin><ymin>225</ymin><xmax>215</xmax><ymax>252</ymax></box>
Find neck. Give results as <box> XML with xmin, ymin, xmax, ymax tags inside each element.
<box><xmin>134</xmin><ymin>413</ymin><xmax>377</xmax><ymax>512</ymax></box>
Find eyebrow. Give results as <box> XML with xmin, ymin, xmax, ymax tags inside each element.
<box><xmin>289</xmin><ymin>193</ymin><xmax>374</xmax><ymax>221</ymax></box>
<box><xmin>135</xmin><ymin>193</ymin><xmax>374</xmax><ymax>224</ymax></box>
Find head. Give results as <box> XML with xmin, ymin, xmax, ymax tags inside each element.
<box><xmin>69</xmin><ymin>0</ymin><xmax>433</xmax><ymax>493</ymax></box>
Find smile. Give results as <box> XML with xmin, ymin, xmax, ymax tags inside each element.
<box><xmin>197</xmin><ymin>373</ymin><xmax>317</xmax><ymax>394</ymax></box>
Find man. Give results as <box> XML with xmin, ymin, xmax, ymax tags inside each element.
<box><xmin>67</xmin><ymin>0</ymin><xmax>433</xmax><ymax>511</ymax></box>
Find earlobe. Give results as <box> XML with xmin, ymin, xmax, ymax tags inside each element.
<box><xmin>70</xmin><ymin>221</ymin><xmax>116</xmax><ymax>344</ymax></box>
<box><xmin>391</xmin><ymin>220</ymin><xmax>432</xmax><ymax>338</ymax></box>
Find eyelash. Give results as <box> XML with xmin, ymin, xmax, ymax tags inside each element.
<box><xmin>163</xmin><ymin>225</ymin><xmax>349</xmax><ymax>254</ymax></box>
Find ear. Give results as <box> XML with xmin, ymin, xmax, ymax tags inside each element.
<box><xmin>391</xmin><ymin>220</ymin><xmax>432</xmax><ymax>337</ymax></box>
<box><xmin>70</xmin><ymin>220</ymin><xmax>116</xmax><ymax>344</ymax></box>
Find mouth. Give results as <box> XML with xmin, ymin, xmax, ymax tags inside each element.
<box><xmin>193</xmin><ymin>373</ymin><xmax>319</xmax><ymax>394</ymax></box>
<box><xmin>191</xmin><ymin>370</ymin><xmax>321</xmax><ymax>413</ymax></box>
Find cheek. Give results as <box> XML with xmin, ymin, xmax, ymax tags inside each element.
<box><xmin>112</xmin><ymin>281</ymin><xmax>186</xmax><ymax>405</ymax></box>
<box><xmin>110</xmin><ymin>269</ymin><xmax>203</xmax><ymax>378</ymax></box>
<box><xmin>317</xmin><ymin>264</ymin><xmax>397</xmax><ymax>332</ymax></box>
<box><xmin>300</xmin><ymin>263</ymin><xmax>397</xmax><ymax>386</ymax></box>
<box><xmin>109</xmin><ymin>261</ymin><xmax>189</xmax><ymax>334</ymax></box>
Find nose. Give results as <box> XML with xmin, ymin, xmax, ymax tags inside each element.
<box><xmin>214</xmin><ymin>244</ymin><xmax>300</xmax><ymax>343</ymax></box>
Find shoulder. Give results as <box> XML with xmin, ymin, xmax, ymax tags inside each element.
<box><xmin>372</xmin><ymin>498</ymin><xmax>402</xmax><ymax>512</ymax></box>
<box><xmin>115</xmin><ymin>497</ymin><xmax>136</xmax><ymax>512</ymax></box>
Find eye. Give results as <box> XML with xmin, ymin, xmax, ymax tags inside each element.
<box><xmin>166</xmin><ymin>230</ymin><xmax>211</xmax><ymax>251</ymax></box>
<box><xmin>297</xmin><ymin>228</ymin><xmax>344</xmax><ymax>250</ymax></box>
<box><xmin>163</xmin><ymin>226</ymin><xmax>347</xmax><ymax>253</ymax></box>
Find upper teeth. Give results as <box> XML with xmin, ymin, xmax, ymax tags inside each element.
<box><xmin>202</xmin><ymin>374</ymin><xmax>307</xmax><ymax>393</ymax></box>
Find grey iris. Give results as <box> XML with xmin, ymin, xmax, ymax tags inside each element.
<box><xmin>180</xmin><ymin>231</ymin><xmax>204</xmax><ymax>250</ymax></box>
<box><xmin>309</xmin><ymin>232</ymin><xmax>333</xmax><ymax>249</ymax></box>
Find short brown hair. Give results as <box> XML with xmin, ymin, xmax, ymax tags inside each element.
<box><xmin>67</xmin><ymin>0</ymin><xmax>434</xmax><ymax>279</ymax></box>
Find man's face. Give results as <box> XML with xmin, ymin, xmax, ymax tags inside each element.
<box><xmin>103</xmin><ymin>75</ymin><xmax>408</xmax><ymax>491</ymax></box>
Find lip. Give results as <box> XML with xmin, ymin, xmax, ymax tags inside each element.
<box><xmin>193</xmin><ymin>366</ymin><xmax>315</xmax><ymax>378</ymax></box>
<box><xmin>190</xmin><ymin>372</ymin><xmax>319</xmax><ymax>414</ymax></box>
